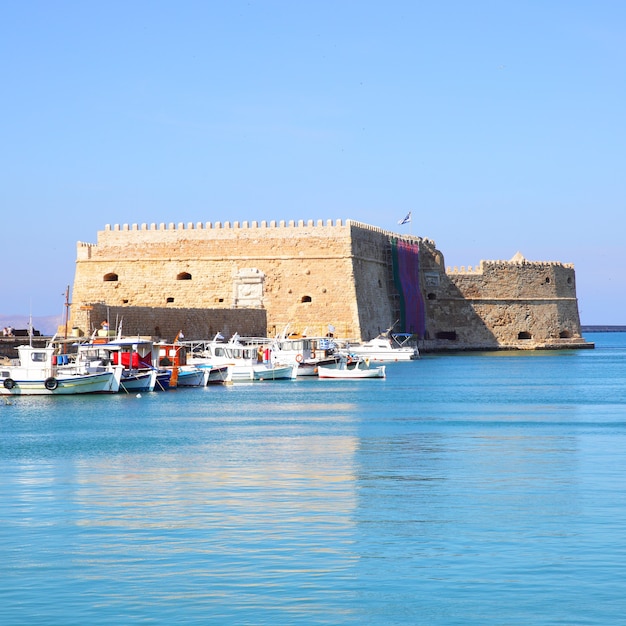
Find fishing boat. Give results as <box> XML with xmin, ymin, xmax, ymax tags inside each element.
<box><xmin>69</xmin><ymin>336</ymin><xmax>161</xmax><ymax>392</ymax></box>
<box><xmin>317</xmin><ymin>354</ymin><xmax>386</xmax><ymax>379</ymax></box>
<box><xmin>157</xmin><ymin>340</ymin><xmax>207</xmax><ymax>387</ymax></box>
<box><xmin>269</xmin><ymin>332</ymin><xmax>343</xmax><ymax>376</ymax></box>
<box><xmin>171</xmin><ymin>333</ymin><xmax>232</xmax><ymax>384</ymax></box>
<box><xmin>181</xmin><ymin>334</ymin><xmax>297</xmax><ymax>382</ymax></box>
<box><xmin>0</xmin><ymin>343</ymin><xmax>122</xmax><ymax>395</ymax></box>
<box><xmin>340</xmin><ymin>330</ymin><xmax>419</xmax><ymax>361</ymax></box>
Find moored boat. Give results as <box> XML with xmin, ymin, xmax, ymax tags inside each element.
<box><xmin>157</xmin><ymin>341</ymin><xmax>206</xmax><ymax>387</ymax></box>
<box><xmin>317</xmin><ymin>354</ymin><xmax>386</xmax><ymax>379</ymax></box>
<box><xmin>259</xmin><ymin>328</ymin><xmax>343</xmax><ymax>376</ymax></box>
<box><xmin>70</xmin><ymin>337</ymin><xmax>160</xmax><ymax>392</ymax></box>
<box><xmin>181</xmin><ymin>334</ymin><xmax>297</xmax><ymax>382</ymax></box>
<box><xmin>340</xmin><ymin>331</ymin><xmax>419</xmax><ymax>361</ymax></box>
<box><xmin>0</xmin><ymin>343</ymin><xmax>122</xmax><ymax>395</ymax></box>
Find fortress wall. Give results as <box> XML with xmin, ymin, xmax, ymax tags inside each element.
<box><xmin>350</xmin><ymin>225</ymin><xmax>401</xmax><ymax>338</ymax></box>
<box><xmin>71</xmin><ymin>219</ymin><xmax>369</xmax><ymax>339</ymax></box>
<box><xmin>471</xmin><ymin>299</ymin><xmax>582</xmax><ymax>345</ymax></box>
<box><xmin>447</xmin><ymin>260</ymin><xmax>577</xmax><ymax>300</ymax></box>
<box><xmin>69</xmin><ymin>219</ymin><xmax>589</xmax><ymax>350</ymax></box>
<box><xmin>419</xmin><ymin>258</ymin><xmax>584</xmax><ymax>349</ymax></box>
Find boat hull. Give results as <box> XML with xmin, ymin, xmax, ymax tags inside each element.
<box><xmin>317</xmin><ymin>364</ymin><xmax>386</xmax><ymax>379</ymax></box>
<box><xmin>0</xmin><ymin>371</ymin><xmax>120</xmax><ymax>395</ymax></box>
<box><xmin>173</xmin><ymin>369</ymin><xmax>207</xmax><ymax>387</ymax></box>
<box><xmin>154</xmin><ymin>371</ymin><xmax>172</xmax><ymax>391</ymax></box>
<box><xmin>119</xmin><ymin>371</ymin><xmax>157</xmax><ymax>393</ymax></box>
<box><xmin>345</xmin><ymin>348</ymin><xmax>417</xmax><ymax>362</ymax></box>
<box><xmin>253</xmin><ymin>363</ymin><xmax>296</xmax><ymax>381</ymax></box>
<box><xmin>204</xmin><ymin>365</ymin><xmax>232</xmax><ymax>384</ymax></box>
<box><xmin>228</xmin><ymin>363</ymin><xmax>297</xmax><ymax>381</ymax></box>
<box><xmin>297</xmin><ymin>356</ymin><xmax>343</xmax><ymax>376</ymax></box>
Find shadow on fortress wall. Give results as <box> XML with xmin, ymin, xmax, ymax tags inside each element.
<box><xmin>421</xmin><ymin>274</ymin><xmax>501</xmax><ymax>352</ymax></box>
<box><xmin>71</xmin><ymin>305</ymin><xmax>267</xmax><ymax>343</ymax></box>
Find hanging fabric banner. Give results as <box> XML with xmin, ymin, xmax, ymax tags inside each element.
<box><xmin>391</xmin><ymin>238</ymin><xmax>426</xmax><ymax>338</ymax></box>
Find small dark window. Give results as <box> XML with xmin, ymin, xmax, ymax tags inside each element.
<box><xmin>559</xmin><ymin>330</ymin><xmax>572</xmax><ymax>339</ymax></box>
<box><xmin>518</xmin><ymin>331</ymin><xmax>532</xmax><ymax>340</ymax></box>
<box><xmin>545</xmin><ymin>277</ymin><xmax>551</xmax><ymax>284</ymax></box>
<box><xmin>301</xmin><ymin>295</ymin><xmax>312</xmax><ymax>303</ymax></box>
<box><xmin>567</xmin><ymin>277</ymin><xmax>572</xmax><ymax>284</ymax></box>
<box><xmin>427</xmin><ymin>292</ymin><xmax>437</xmax><ymax>300</ymax></box>
<box><xmin>436</xmin><ymin>331</ymin><xmax>457</xmax><ymax>341</ymax></box>
<box><xmin>104</xmin><ymin>273</ymin><xmax>118</xmax><ymax>282</ymax></box>
<box><xmin>122</xmin><ymin>299</ymin><xmax>129</xmax><ymax>304</ymax></box>
<box><xmin>177</xmin><ymin>272</ymin><xmax>192</xmax><ymax>280</ymax></box>
<box><xmin>166</xmin><ymin>297</ymin><xmax>174</xmax><ymax>303</ymax></box>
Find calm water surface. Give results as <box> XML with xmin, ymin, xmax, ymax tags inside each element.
<box><xmin>2</xmin><ymin>332</ymin><xmax>626</xmax><ymax>624</ymax></box>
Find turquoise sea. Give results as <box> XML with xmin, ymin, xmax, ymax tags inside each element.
<box><xmin>2</xmin><ymin>332</ymin><xmax>626</xmax><ymax>625</ymax></box>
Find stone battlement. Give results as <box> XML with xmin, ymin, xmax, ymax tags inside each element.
<box><xmin>100</xmin><ymin>218</ymin><xmax>430</xmax><ymax>243</ymax></box>
<box><xmin>447</xmin><ymin>259</ymin><xmax>575</xmax><ymax>274</ymax></box>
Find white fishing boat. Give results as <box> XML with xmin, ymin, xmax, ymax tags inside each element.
<box><xmin>0</xmin><ymin>343</ymin><xmax>122</xmax><ymax>395</ymax></box>
<box><xmin>341</xmin><ymin>331</ymin><xmax>419</xmax><ymax>361</ymax></box>
<box><xmin>181</xmin><ymin>334</ymin><xmax>297</xmax><ymax>382</ymax></box>
<box><xmin>317</xmin><ymin>354</ymin><xmax>386</xmax><ymax>379</ymax></box>
<box><xmin>69</xmin><ymin>337</ymin><xmax>160</xmax><ymax>392</ymax></box>
<box><xmin>262</xmin><ymin>326</ymin><xmax>343</xmax><ymax>376</ymax></box>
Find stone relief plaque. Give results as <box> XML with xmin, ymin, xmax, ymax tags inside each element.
<box><xmin>424</xmin><ymin>272</ymin><xmax>440</xmax><ymax>287</ymax></box>
<box><xmin>233</xmin><ymin>268</ymin><xmax>265</xmax><ymax>307</ymax></box>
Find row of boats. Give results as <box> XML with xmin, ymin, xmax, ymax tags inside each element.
<box><xmin>0</xmin><ymin>328</ymin><xmax>419</xmax><ymax>396</ymax></box>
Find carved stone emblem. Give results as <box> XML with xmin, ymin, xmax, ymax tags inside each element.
<box><xmin>233</xmin><ymin>268</ymin><xmax>265</xmax><ymax>308</ymax></box>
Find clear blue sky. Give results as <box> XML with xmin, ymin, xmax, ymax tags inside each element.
<box><xmin>2</xmin><ymin>0</ymin><xmax>625</xmax><ymax>328</ymax></box>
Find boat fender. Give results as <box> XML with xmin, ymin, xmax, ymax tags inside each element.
<box><xmin>44</xmin><ymin>377</ymin><xmax>58</xmax><ymax>391</ymax></box>
<box><xmin>295</xmin><ymin>353</ymin><xmax>303</xmax><ymax>363</ymax></box>
<box><xmin>3</xmin><ymin>378</ymin><xmax>15</xmax><ymax>390</ymax></box>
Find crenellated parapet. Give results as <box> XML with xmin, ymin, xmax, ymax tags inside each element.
<box><xmin>446</xmin><ymin>265</ymin><xmax>483</xmax><ymax>274</ymax></box>
<box><xmin>447</xmin><ymin>259</ymin><xmax>575</xmax><ymax>274</ymax></box>
<box><xmin>104</xmin><ymin>218</ymin><xmax>350</xmax><ymax>231</ymax></box>
<box><xmin>76</xmin><ymin>241</ymin><xmax>97</xmax><ymax>261</ymax></box>
<box><xmin>100</xmin><ymin>218</ymin><xmax>431</xmax><ymax>247</ymax></box>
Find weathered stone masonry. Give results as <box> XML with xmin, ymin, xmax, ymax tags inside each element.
<box><xmin>67</xmin><ymin>219</ymin><xmax>591</xmax><ymax>351</ymax></box>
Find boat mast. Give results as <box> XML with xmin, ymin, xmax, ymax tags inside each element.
<box><xmin>63</xmin><ymin>285</ymin><xmax>71</xmax><ymax>345</ymax></box>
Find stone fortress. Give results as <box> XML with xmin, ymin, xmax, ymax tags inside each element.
<box><xmin>67</xmin><ymin>219</ymin><xmax>592</xmax><ymax>351</ymax></box>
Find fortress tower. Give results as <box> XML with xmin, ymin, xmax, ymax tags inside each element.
<box><xmin>67</xmin><ymin>219</ymin><xmax>591</xmax><ymax>350</ymax></box>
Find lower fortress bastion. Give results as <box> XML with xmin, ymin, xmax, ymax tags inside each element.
<box><xmin>67</xmin><ymin>219</ymin><xmax>592</xmax><ymax>351</ymax></box>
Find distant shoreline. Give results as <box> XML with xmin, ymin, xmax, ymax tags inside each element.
<box><xmin>582</xmin><ymin>326</ymin><xmax>626</xmax><ymax>332</ymax></box>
